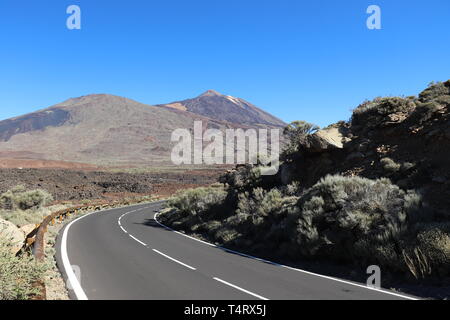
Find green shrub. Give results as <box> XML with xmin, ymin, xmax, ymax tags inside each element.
<box><xmin>166</xmin><ymin>186</ymin><xmax>227</xmax><ymax>222</ymax></box>
<box><xmin>351</xmin><ymin>97</ymin><xmax>416</xmax><ymax>128</ymax></box>
<box><xmin>0</xmin><ymin>238</ymin><xmax>47</xmax><ymax>300</ymax></box>
<box><xmin>0</xmin><ymin>186</ymin><xmax>53</xmax><ymax>211</ymax></box>
<box><xmin>418</xmin><ymin>81</ymin><xmax>450</xmax><ymax>102</ymax></box>
<box><xmin>380</xmin><ymin>157</ymin><xmax>401</xmax><ymax>174</ymax></box>
<box><xmin>412</xmin><ymin>225</ymin><xmax>450</xmax><ymax>278</ymax></box>
<box><xmin>282</xmin><ymin>121</ymin><xmax>319</xmax><ymax>160</ymax></box>
<box><xmin>292</xmin><ymin>175</ymin><xmax>421</xmax><ymax>263</ymax></box>
<box><xmin>234</xmin><ymin>188</ymin><xmax>283</xmax><ymax>226</ymax></box>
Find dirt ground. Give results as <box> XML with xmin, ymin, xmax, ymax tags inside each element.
<box><xmin>0</xmin><ymin>167</ymin><xmax>224</xmax><ymax>201</ymax></box>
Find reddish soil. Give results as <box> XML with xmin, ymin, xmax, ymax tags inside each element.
<box><xmin>0</xmin><ymin>158</ymin><xmax>97</xmax><ymax>170</ymax></box>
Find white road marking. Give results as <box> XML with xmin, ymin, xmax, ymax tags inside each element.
<box><xmin>61</xmin><ymin>212</ymin><xmax>95</xmax><ymax>300</ymax></box>
<box><xmin>154</xmin><ymin>212</ymin><xmax>216</xmax><ymax>248</ymax></box>
<box><xmin>152</xmin><ymin>249</ymin><xmax>197</xmax><ymax>270</ymax></box>
<box><xmin>61</xmin><ymin>202</ymin><xmax>158</xmax><ymax>300</ymax></box>
<box><xmin>119</xmin><ymin>225</ymin><xmax>128</xmax><ymax>234</ymax></box>
<box><xmin>129</xmin><ymin>234</ymin><xmax>147</xmax><ymax>247</ymax></box>
<box><xmin>118</xmin><ymin>210</ymin><xmax>148</xmax><ymax>246</ymax></box>
<box><xmin>213</xmin><ymin>277</ymin><xmax>269</xmax><ymax>300</ymax></box>
<box><xmin>154</xmin><ymin>211</ymin><xmax>418</xmax><ymax>300</ymax></box>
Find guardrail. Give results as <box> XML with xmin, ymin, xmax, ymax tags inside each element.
<box><xmin>18</xmin><ymin>196</ymin><xmax>162</xmax><ymax>299</ymax></box>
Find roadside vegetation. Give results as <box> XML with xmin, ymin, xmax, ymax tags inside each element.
<box><xmin>0</xmin><ymin>237</ymin><xmax>47</xmax><ymax>300</ymax></box>
<box><xmin>0</xmin><ymin>185</ymin><xmax>57</xmax><ymax>227</ymax></box>
<box><xmin>161</xmin><ymin>81</ymin><xmax>450</xmax><ymax>287</ymax></box>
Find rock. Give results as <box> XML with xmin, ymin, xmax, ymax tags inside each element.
<box><xmin>0</xmin><ymin>218</ymin><xmax>25</xmax><ymax>254</ymax></box>
<box><xmin>20</xmin><ymin>224</ymin><xmax>37</xmax><ymax>238</ymax></box>
<box><xmin>306</xmin><ymin>127</ymin><xmax>345</xmax><ymax>153</ymax></box>
<box><xmin>387</xmin><ymin>112</ymin><xmax>409</xmax><ymax>123</ymax></box>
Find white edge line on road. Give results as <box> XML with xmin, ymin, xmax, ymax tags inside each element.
<box><xmin>154</xmin><ymin>212</ymin><xmax>216</xmax><ymax>248</ymax></box>
<box><xmin>152</xmin><ymin>249</ymin><xmax>196</xmax><ymax>270</ymax></box>
<box><xmin>119</xmin><ymin>225</ymin><xmax>128</xmax><ymax>234</ymax></box>
<box><xmin>61</xmin><ymin>211</ymin><xmax>96</xmax><ymax>301</ymax></box>
<box><xmin>154</xmin><ymin>212</ymin><xmax>418</xmax><ymax>301</ymax></box>
<box><xmin>213</xmin><ymin>277</ymin><xmax>269</xmax><ymax>300</ymax></box>
<box><xmin>62</xmin><ymin>203</ymin><xmax>155</xmax><ymax>301</ymax></box>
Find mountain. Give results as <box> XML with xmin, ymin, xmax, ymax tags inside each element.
<box><xmin>0</xmin><ymin>92</ymin><xmax>285</xmax><ymax>166</ymax></box>
<box><xmin>158</xmin><ymin>90</ymin><xmax>286</xmax><ymax>127</ymax></box>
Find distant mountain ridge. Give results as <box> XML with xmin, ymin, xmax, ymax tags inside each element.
<box><xmin>0</xmin><ymin>91</ymin><xmax>286</xmax><ymax>166</ymax></box>
<box><xmin>158</xmin><ymin>90</ymin><xmax>286</xmax><ymax>127</ymax></box>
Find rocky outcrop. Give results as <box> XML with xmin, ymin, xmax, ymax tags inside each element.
<box><xmin>20</xmin><ymin>224</ymin><xmax>37</xmax><ymax>238</ymax></box>
<box><xmin>0</xmin><ymin>218</ymin><xmax>25</xmax><ymax>254</ymax></box>
<box><xmin>305</xmin><ymin>126</ymin><xmax>346</xmax><ymax>153</ymax></box>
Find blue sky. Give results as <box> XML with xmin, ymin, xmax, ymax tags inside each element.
<box><xmin>0</xmin><ymin>0</ymin><xmax>449</xmax><ymax>127</ymax></box>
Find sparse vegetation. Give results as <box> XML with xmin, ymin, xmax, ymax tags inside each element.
<box><xmin>0</xmin><ymin>186</ymin><xmax>59</xmax><ymax>227</ymax></box>
<box><xmin>0</xmin><ymin>237</ymin><xmax>46</xmax><ymax>300</ymax></box>
<box><xmin>419</xmin><ymin>81</ymin><xmax>450</xmax><ymax>102</ymax></box>
<box><xmin>351</xmin><ymin>97</ymin><xmax>416</xmax><ymax>129</ymax></box>
<box><xmin>162</xmin><ymin>80</ymin><xmax>450</xmax><ymax>289</ymax></box>
<box><xmin>164</xmin><ymin>171</ymin><xmax>450</xmax><ymax>281</ymax></box>
<box><xmin>0</xmin><ymin>185</ymin><xmax>53</xmax><ymax>211</ymax></box>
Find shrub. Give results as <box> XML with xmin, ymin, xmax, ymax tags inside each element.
<box><xmin>284</xmin><ymin>181</ymin><xmax>301</xmax><ymax>196</ymax></box>
<box><xmin>380</xmin><ymin>157</ymin><xmax>401</xmax><ymax>174</ymax></box>
<box><xmin>418</xmin><ymin>81</ymin><xmax>450</xmax><ymax>102</ymax></box>
<box><xmin>220</xmin><ymin>165</ymin><xmax>263</xmax><ymax>192</ymax></box>
<box><xmin>351</xmin><ymin>97</ymin><xmax>416</xmax><ymax>128</ymax></box>
<box><xmin>0</xmin><ymin>237</ymin><xmax>47</xmax><ymax>300</ymax></box>
<box><xmin>412</xmin><ymin>225</ymin><xmax>450</xmax><ymax>278</ymax></box>
<box><xmin>0</xmin><ymin>186</ymin><xmax>53</xmax><ymax>211</ymax></box>
<box><xmin>166</xmin><ymin>186</ymin><xmax>227</xmax><ymax>222</ymax></box>
<box><xmin>292</xmin><ymin>175</ymin><xmax>422</xmax><ymax>263</ymax></box>
<box><xmin>282</xmin><ymin>121</ymin><xmax>319</xmax><ymax>159</ymax></box>
<box><xmin>235</xmin><ymin>188</ymin><xmax>284</xmax><ymax>227</ymax></box>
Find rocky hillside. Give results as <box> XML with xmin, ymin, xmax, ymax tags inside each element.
<box><xmin>161</xmin><ymin>80</ymin><xmax>450</xmax><ymax>293</ymax></box>
<box><xmin>279</xmin><ymin>80</ymin><xmax>450</xmax><ymax>215</ymax></box>
<box><xmin>0</xmin><ymin>92</ymin><xmax>284</xmax><ymax>166</ymax></box>
<box><xmin>158</xmin><ymin>90</ymin><xmax>286</xmax><ymax>127</ymax></box>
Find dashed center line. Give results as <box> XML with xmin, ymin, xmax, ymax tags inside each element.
<box><xmin>129</xmin><ymin>234</ymin><xmax>147</xmax><ymax>247</ymax></box>
<box><xmin>152</xmin><ymin>249</ymin><xmax>197</xmax><ymax>270</ymax></box>
<box><xmin>213</xmin><ymin>277</ymin><xmax>269</xmax><ymax>300</ymax></box>
<box><xmin>118</xmin><ymin>205</ymin><xmax>269</xmax><ymax>300</ymax></box>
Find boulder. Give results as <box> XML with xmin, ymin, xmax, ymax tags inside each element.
<box><xmin>0</xmin><ymin>218</ymin><xmax>25</xmax><ymax>254</ymax></box>
<box><xmin>306</xmin><ymin>127</ymin><xmax>345</xmax><ymax>153</ymax></box>
<box><xmin>20</xmin><ymin>224</ymin><xmax>37</xmax><ymax>238</ymax></box>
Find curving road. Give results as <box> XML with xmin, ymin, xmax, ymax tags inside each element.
<box><xmin>55</xmin><ymin>201</ymin><xmax>417</xmax><ymax>300</ymax></box>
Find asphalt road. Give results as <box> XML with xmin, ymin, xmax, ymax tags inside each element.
<box><xmin>55</xmin><ymin>201</ymin><xmax>417</xmax><ymax>300</ymax></box>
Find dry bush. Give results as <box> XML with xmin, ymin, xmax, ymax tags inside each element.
<box><xmin>0</xmin><ymin>186</ymin><xmax>53</xmax><ymax>211</ymax></box>
<box><xmin>351</xmin><ymin>97</ymin><xmax>416</xmax><ymax>129</ymax></box>
<box><xmin>0</xmin><ymin>237</ymin><xmax>47</xmax><ymax>300</ymax></box>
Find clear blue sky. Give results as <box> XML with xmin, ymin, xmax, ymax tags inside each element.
<box><xmin>0</xmin><ymin>0</ymin><xmax>449</xmax><ymax>127</ymax></box>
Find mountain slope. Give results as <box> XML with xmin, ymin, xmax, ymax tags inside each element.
<box><xmin>158</xmin><ymin>90</ymin><xmax>286</xmax><ymax>127</ymax></box>
<box><xmin>0</xmin><ymin>93</ymin><xmax>284</xmax><ymax>166</ymax></box>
